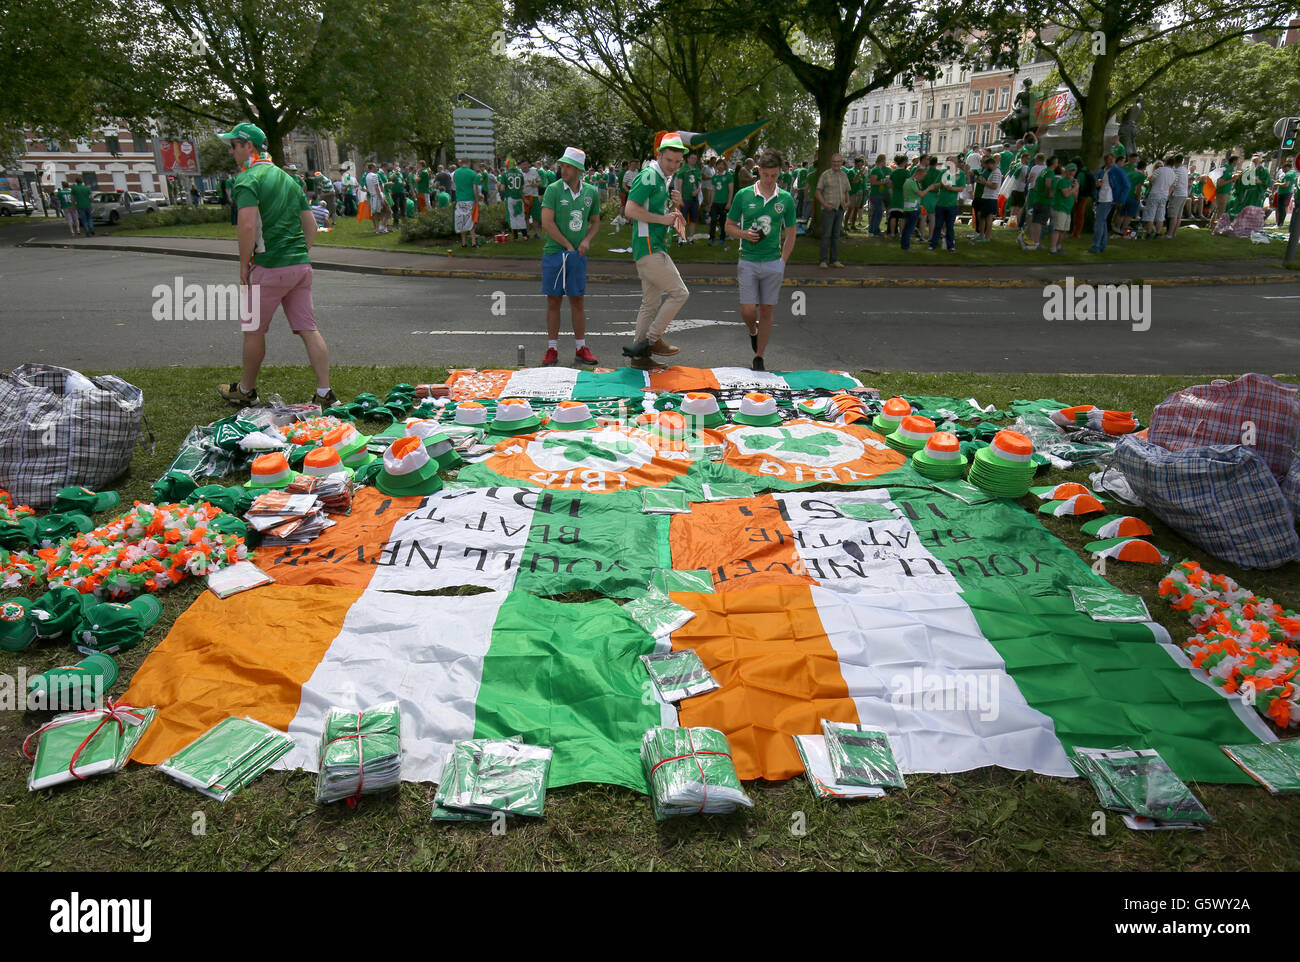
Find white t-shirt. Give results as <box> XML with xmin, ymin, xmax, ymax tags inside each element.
<box><xmin>1147</xmin><ymin>165</ymin><xmax>1177</xmax><ymax>198</ymax></box>
<box><xmin>1098</xmin><ymin>169</ymin><xmax>1113</xmax><ymax>204</ymax></box>
<box><xmin>983</xmin><ymin>167</ymin><xmax>1002</xmax><ymax>193</ymax></box>
<box><xmin>1170</xmin><ymin>166</ymin><xmax>1190</xmax><ymax>198</ymax></box>
<box><xmin>364</xmin><ymin>171</ymin><xmax>383</xmax><ymax>205</ymax></box>
<box><xmin>702</xmin><ymin>164</ymin><xmax>715</xmax><ymax>191</ymax></box>
<box><xmin>622</xmin><ymin>169</ymin><xmax>637</xmax><ymax>191</ymax></box>
<box><xmin>522</xmin><ymin>169</ymin><xmax>541</xmax><ymax>197</ymax></box>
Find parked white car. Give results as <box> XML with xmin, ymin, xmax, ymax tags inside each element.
<box><xmin>91</xmin><ymin>191</ymin><xmax>157</xmax><ymax>224</ymax></box>
<box><xmin>0</xmin><ymin>193</ymin><xmax>35</xmax><ymax>215</ymax></box>
<box><xmin>146</xmin><ymin>192</ymin><xmax>170</xmax><ymax>208</ymax></box>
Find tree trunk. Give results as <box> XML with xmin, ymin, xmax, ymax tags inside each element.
<box><xmin>1080</xmin><ymin>48</ymin><xmax>1118</xmax><ymax>171</ymax></box>
<box><xmin>809</xmin><ymin>89</ymin><xmax>849</xmax><ymax>234</ymax></box>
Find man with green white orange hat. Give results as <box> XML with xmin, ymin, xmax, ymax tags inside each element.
<box><xmin>216</xmin><ymin>121</ymin><xmax>336</xmax><ymax>410</ymax></box>
<box><xmin>540</xmin><ymin>146</ymin><xmax>602</xmax><ymax>368</ymax></box>
<box><xmin>623</xmin><ymin>133</ymin><xmax>690</xmax><ymax>369</ymax></box>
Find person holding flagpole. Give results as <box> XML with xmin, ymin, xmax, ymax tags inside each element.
<box><xmin>622</xmin><ymin>133</ymin><xmax>689</xmax><ymax>370</ymax></box>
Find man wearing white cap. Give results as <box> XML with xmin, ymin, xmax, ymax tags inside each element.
<box><xmin>540</xmin><ymin>147</ymin><xmax>602</xmax><ymax>367</ymax></box>
<box><xmin>623</xmin><ymin>134</ymin><xmax>689</xmax><ymax>370</ymax></box>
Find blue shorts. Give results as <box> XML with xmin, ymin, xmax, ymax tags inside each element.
<box><xmin>541</xmin><ymin>250</ymin><xmax>587</xmax><ymax>297</ymax></box>
<box><xmin>1123</xmin><ymin>196</ymin><xmax>1140</xmax><ymax>218</ymax></box>
<box><xmin>682</xmin><ymin>198</ymin><xmax>700</xmax><ymax>222</ymax></box>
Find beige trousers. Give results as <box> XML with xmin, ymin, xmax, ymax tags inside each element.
<box><xmin>633</xmin><ymin>251</ymin><xmax>689</xmax><ymax>343</ymax></box>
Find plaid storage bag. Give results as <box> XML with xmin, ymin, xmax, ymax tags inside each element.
<box><xmin>1113</xmin><ymin>436</ymin><xmax>1299</xmax><ymax>570</ymax></box>
<box><xmin>1147</xmin><ymin>373</ymin><xmax>1299</xmax><ymax>480</ymax></box>
<box><xmin>0</xmin><ymin>364</ymin><xmax>144</xmax><ymax>508</ymax></box>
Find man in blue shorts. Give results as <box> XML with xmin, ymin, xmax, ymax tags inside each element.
<box><xmin>540</xmin><ymin>146</ymin><xmax>602</xmax><ymax>366</ymax></box>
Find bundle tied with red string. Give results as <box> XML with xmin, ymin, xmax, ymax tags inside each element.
<box><xmin>640</xmin><ymin>726</ymin><xmax>752</xmax><ymax>820</ymax></box>
<box><xmin>0</xmin><ymin>501</ymin><xmax>247</xmax><ymax>596</ymax></box>
<box><xmin>1159</xmin><ymin>560</ymin><xmax>1300</xmax><ymax>728</ymax></box>
<box><xmin>315</xmin><ymin>701</ymin><xmax>402</xmax><ymax>806</ymax></box>
<box><xmin>24</xmin><ymin>699</ymin><xmax>157</xmax><ymax>791</ymax></box>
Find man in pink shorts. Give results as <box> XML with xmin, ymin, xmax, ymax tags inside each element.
<box><xmin>216</xmin><ymin>121</ymin><xmax>335</xmax><ymax>407</ymax></box>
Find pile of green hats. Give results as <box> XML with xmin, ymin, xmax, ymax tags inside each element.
<box><xmin>404</xmin><ymin>419</ymin><xmax>465</xmax><ymax>470</ymax></box>
<box><xmin>795</xmin><ymin>397</ymin><xmax>832</xmax><ymax>420</ymax></box>
<box><xmin>871</xmin><ymin>396</ymin><xmax>911</xmax><ymax>435</ymax></box>
<box><xmin>320</xmin><ymin>424</ymin><xmax>373</xmax><ymax>468</ymax></box>
<box><xmin>186</xmin><ymin>484</ymin><xmax>255</xmax><ymax>517</ymax></box>
<box><xmin>967</xmin><ymin>430</ymin><xmax>1037</xmax><ymax>498</ymax></box>
<box><xmin>152</xmin><ymin>471</ymin><xmax>198</xmax><ymax>502</ymax></box>
<box><xmin>885</xmin><ymin>415</ymin><xmax>936</xmax><ymax>456</ymax></box>
<box><xmin>911</xmin><ymin>431</ymin><xmax>968</xmax><ymax>479</ymax></box>
<box><xmin>0</xmin><ymin>599</ymin><xmax>37</xmax><ymax>652</ymax></box>
<box><xmin>29</xmin><ymin>586</ymin><xmax>95</xmax><ymax>641</ymax></box>
<box><xmin>73</xmin><ymin>595</ymin><xmax>164</xmax><ymax>656</ymax></box>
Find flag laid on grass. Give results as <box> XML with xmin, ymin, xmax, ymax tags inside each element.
<box><xmin>715</xmin><ymin>420</ymin><xmax>907</xmax><ymax>489</ymax></box>
<box><xmin>446</xmin><ymin>366</ymin><xmax>863</xmax><ymax>401</ymax></box>
<box><xmin>125</xmin><ymin>586</ymin><xmax>666</xmax><ymax>791</ymax></box>
<box><xmin>668</xmin><ymin>584</ymin><xmax>1272</xmax><ymax>785</ymax></box>
<box><xmin>669</xmin><ymin>489</ymin><xmax>1113</xmax><ymax>597</ymax></box>
<box><xmin>255</xmin><ymin>486</ymin><xmax>670</xmax><ymax>598</ymax></box>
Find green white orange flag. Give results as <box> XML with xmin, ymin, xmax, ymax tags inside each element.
<box><xmin>446</xmin><ymin>366</ymin><xmax>862</xmax><ymax>401</ymax></box>
<box><xmin>124</xmin><ymin>586</ymin><xmax>667</xmax><ymax>791</ymax></box>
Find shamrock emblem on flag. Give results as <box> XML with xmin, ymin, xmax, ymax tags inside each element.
<box><xmin>743</xmin><ymin>428</ymin><xmax>846</xmax><ymax>458</ymax></box>
<box><xmin>542</xmin><ymin>435</ymin><xmax>633</xmax><ymax>464</ymax></box>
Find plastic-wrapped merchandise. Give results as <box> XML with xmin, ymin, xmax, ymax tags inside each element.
<box><xmin>642</xmin><ymin>488</ymin><xmax>690</xmax><ymax>514</ymax></box>
<box><xmin>640</xmin><ymin>649</ymin><xmax>718</xmax><ymax>702</ymax></box>
<box><xmin>641</xmin><ymin>726</ymin><xmax>752</xmax><ymax>819</ymax></box>
<box><xmin>315</xmin><ymin>701</ymin><xmax>402</xmax><ymax>805</ymax></box>
<box><xmin>822</xmin><ymin>720</ymin><xmax>905</xmax><ymax>788</ymax></box>
<box><xmin>1221</xmin><ymin>740</ymin><xmax>1300</xmax><ymax>794</ymax></box>
<box><xmin>24</xmin><ymin>702</ymin><xmax>156</xmax><ymax>790</ymax></box>
<box><xmin>1068</xmin><ymin>585</ymin><xmax>1152</xmax><ymax>623</ymax></box>
<box><xmin>432</xmin><ymin>738</ymin><xmax>552</xmax><ymax>819</ymax></box>
<box><xmin>1074</xmin><ymin>746</ymin><xmax>1213</xmax><ymax>825</ymax></box>
<box><xmin>649</xmin><ymin>568</ymin><xmax>715</xmax><ymax>594</ymax></box>
<box><xmin>701</xmin><ymin>483</ymin><xmax>755</xmax><ymax>501</ymax></box>
<box><xmin>431</xmin><ymin>735</ymin><xmax>522</xmax><ymax>821</ymax></box>
<box><xmin>157</xmin><ymin>716</ymin><xmax>294</xmax><ymax>802</ymax></box>
<box><xmin>793</xmin><ymin>734</ymin><xmax>886</xmax><ymax>800</ymax></box>
<box><xmin>623</xmin><ymin>590</ymin><xmax>696</xmax><ymax>637</ymax></box>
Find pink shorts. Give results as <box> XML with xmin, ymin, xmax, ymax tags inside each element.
<box><xmin>245</xmin><ymin>263</ymin><xmax>317</xmax><ymax>334</ymax></box>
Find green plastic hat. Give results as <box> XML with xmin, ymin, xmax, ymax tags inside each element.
<box><xmin>375</xmin><ymin>436</ymin><xmax>445</xmax><ymax>497</ymax></box>
<box><xmin>217</xmin><ymin>122</ymin><xmax>267</xmax><ymax>148</ymax></box>
<box><xmin>910</xmin><ymin>431</ymin><xmax>968</xmax><ymax>479</ymax></box>
<box><xmin>30</xmin><ymin>586</ymin><xmax>95</xmax><ymax>640</ymax></box>
<box><xmin>243</xmin><ymin>452</ymin><xmax>301</xmax><ymax>489</ymax></box>
<box><xmin>74</xmin><ymin>595</ymin><xmax>164</xmax><ymax>655</ymax></box>
<box><xmin>679</xmin><ymin>392</ymin><xmax>726</xmax><ymax>428</ymax></box>
<box><xmin>732</xmin><ymin>393</ymin><xmax>783</xmax><ymax>427</ymax></box>
<box><xmin>485</xmin><ymin>399</ymin><xmax>544</xmax><ymax>437</ymax></box>
<box><xmin>353</xmin><ymin>459</ymin><xmax>385</xmax><ymax>486</ymax></box>
<box><xmin>28</xmin><ymin>653</ymin><xmax>118</xmax><ymax>709</ymax></box>
<box><xmin>52</xmin><ymin>486</ymin><xmax>121</xmax><ymax>515</ymax></box>
<box><xmin>0</xmin><ymin>516</ymin><xmax>36</xmax><ymax>550</ymax></box>
<box><xmin>0</xmin><ymin>598</ymin><xmax>37</xmax><ymax>652</ymax></box>
<box><xmin>321</xmin><ymin>424</ymin><xmax>371</xmax><ymax>467</ymax></box>
<box><xmin>884</xmin><ymin>415</ymin><xmax>936</xmax><ymax>456</ymax></box>
<box><xmin>152</xmin><ymin>470</ymin><xmax>198</xmax><ymax>502</ymax></box>
<box><xmin>187</xmin><ymin>484</ymin><xmax>254</xmax><ymax>516</ymax></box>
<box><xmin>404</xmin><ymin>420</ymin><xmax>466</xmax><ymax>469</ymax></box>
<box><xmin>33</xmin><ymin>511</ymin><xmax>94</xmax><ymax>544</ymax></box>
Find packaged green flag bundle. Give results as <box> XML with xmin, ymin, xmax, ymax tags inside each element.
<box><xmin>623</xmin><ymin>590</ymin><xmax>696</xmax><ymax>637</ymax></box>
<box><xmin>1068</xmin><ymin>585</ymin><xmax>1152</xmax><ymax>623</ymax></box>
<box><xmin>640</xmin><ymin>649</ymin><xmax>719</xmax><ymax>702</ymax></box>
<box><xmin>156</xmin><ymin>716</ymin><xmax>294</xmax><ymax>802</ymax></box>
<box><xmin>315</xmin><ymin>701</ymin><xmax>402</xmax><ymax>805</ymax></box>
<box><xmin>1221</xmin><ymin>740</ymin><xmax>1300</xmax><ymax>794</ymax></box>
<box><xmin>701</xmin><ymin>483</ymin><xmax>755</xmax><ymax>501</ymax></box>
<box><xmin>642</xmin><ymin>488</ymin><xmax>690</xmax><ymax>515</ymax></box>
<box><xmin>793</xmin><ymin>734</ymin><xmax>885</xmax><ymax>800</ymax></box>
<box><xmin>640</xmin><ymin>726</ymin><xmax>752</xmax><ymax>819</ymax></box>
<box><xmin>23</xmin><ymin>701</ymin><xmax>157</xmax><ymax>791</ymax></box>
<box><xmin>821</xmin><ymin>720</ymin><xmax>905</xmax><ymax>788</ymax></box>
<box><xmin>432</xmin><ymin>738</ymin><xmax>552</xmax><ymax>820</ymax></box>
<box><xmin>1072</xmin><ymin>747</ymin><xmax>1213</xmax><ymax>827</ymax></box>
<box><xmin>649</xmin><ymin>568</ymin><xmax>714</xmax><ymax>594</ymax></box>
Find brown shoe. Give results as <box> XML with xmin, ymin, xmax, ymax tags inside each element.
<box><xmin>628</xmin><ymin>355</ymin><xmax>665</xmax><ymax>371</ymax></box>
<box><xmin>650</xmin><ymin>338</ymin><xmax>679</xmax><ymax>356</ymax></box>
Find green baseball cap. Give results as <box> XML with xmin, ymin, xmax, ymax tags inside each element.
<box><xmin>0</xmin><ymin>516</ymin><xmax>36</xmax><ymax>550</ymax></box>
<box><xmin>218</xmin><ymin>122</ymin><xmax>267</xmax><ymax>148</ymax></box>
<box><xmin>30</xmin><ymin>586</ymin><xmax>95</xmax><ymax>639</ymax></box>
<box><xmin>0</xmin><ymin>599</ymin><xmax>37</xmax><ymax>652</ymax></box>
<box><xmin>74</xmin><ymin>595</ymin><xmax>164</xmax><ymax>655</ymax></box>
<box><xmin>187</xmin><ymin>484</ymin><xmax>254</xmax><ymax>517</ymax></box>
<box><xmin>52</xmin><ymin>486</ymin><xmax>121</xmax><ymax>515</ymax></box>
<box><xmin>33</xmin><ymin>512</ymin><xmax>94</xmax><ymax>544</ymax></box>
<box><xmin>153</xmin><ymin>470</ymin><xmax>198</xmax><ymax>502</ymax></box>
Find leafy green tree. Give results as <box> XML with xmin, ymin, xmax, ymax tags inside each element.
<box><xmin>1025</xmin><ymin>0</ymin><xmax>1299</xmax><ymax>168</ymax></box>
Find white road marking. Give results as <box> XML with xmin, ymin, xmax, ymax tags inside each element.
<box><xmin>411</xmin><ymin>318</ymin><xmax>745</xmax><ymax>336</ymax></box>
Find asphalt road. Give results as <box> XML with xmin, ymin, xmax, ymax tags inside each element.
<box><xmin>2</xmin><ymin>245</ymin><xmax>1298</xmax><ymax>374</ymax></box>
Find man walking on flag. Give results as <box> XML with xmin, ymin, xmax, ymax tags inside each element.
<box><xmin>539</xmin><ymin>147</ymin><xmax>601</xmax><ymax>367</ymax></box>
<box><xmin>622</xmin><ymin>134</ymin><xmax>689</xmax><ymax>370</ymax></box>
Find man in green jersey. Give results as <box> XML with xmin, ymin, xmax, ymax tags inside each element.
<box><xmin>451</xmin><ymin>157</ymin><xmax>482</xmax><ymax>248</ymax></box>
<box><xmin>709</xmin><ymin>155</ymin><xmax>734</xmax><ymax>245</ymax></box>
<box><xmin>679</xmin><ymin>152</ymin><xmax>704</xmax><ymax>244</ymax></box>
<box><xmin>1048</xmin><ymin>163</ymin><xmax>1079</xmax><ymax>254</ymax></box>
<box><xmin>622</xmin><ymin>134</ymin><xmax>689</xmax><ymax>368</ymax></box>
<box><xmin>415</xmin><ymin>164</ymin><xmax>432</xmax><ymax>212</ymax></box>
<box><xmin>540</xmin><ymin>147</ymin><xmax>602</xmax><ymax>367</ymax></box>
<box><xmin>867</xmin><ymin>154</ymin><xmax>888</xmax><ymax>235</ymax></box>
<box><xmin>56</xmin><ymin>181</ymin><xmax>78</xmax><ymax>236</ymax></box>
<box><xmin>726</xmin><ymin>149</ymin><xmax>797</xmax><ymax>372</ymax></box>
<box><xmin>1275</xmin><ymin>157</ymin><xmax>1296</xmax><ymax>227</ymax></box>
<box><xmin>70</xmin><ymin>176</ymin><xmax>94</xmax><ymax>236</ymax></box>
<box><xmin>501</xmin><ymin>160</ymin><xmax>527</xmax><ymax>239</ymax></box>
<box><xmin>214</xmin><ymin>122</ymin><xmax>334</xmax><ymax>409</ymax></box>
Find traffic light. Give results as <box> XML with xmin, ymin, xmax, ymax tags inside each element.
<box><xmin>1283</xmin><ymin>117</ymin><xmax>1299</xmax><ymax>151</ymax></box>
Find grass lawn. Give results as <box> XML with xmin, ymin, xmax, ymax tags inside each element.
<box><xmin>119</xmin><ymin>212</ymin><xmax>1286</xmax><ymax>267</ymax></box>
<box><xmin>1</xmin><ymin>365</ymin><xmax>1297</xmax><ymax>872</ymax></box>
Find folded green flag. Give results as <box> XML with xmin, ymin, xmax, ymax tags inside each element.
<box><xmin>433</xmin><ymin>739</ymin><xmax>553</xmax><ymax>818</ymax></box>
<box><xmin>26</xmin><ymin>705</ymin><xmax>156</xmax><ymax>791</ymax></box>
<box><xmin>640</xmin><ymin>649</ymin><xmax>718</xmax><ymax>702</ymax></box>
<box><xmin>822</xmin><ymin>720</ymin><xmax>905</xmax><ymax>788</ymax></box>
<box><xmin>1222</xmin><ymin>741</ymin><xmax>1300</xmax><ymax>794</ymax></box>
<box><xmin>641</xmin><ymin>726</ymin><xmax>751</xmax><ymax>820</ymax></box>
<box><xmin>157</xmin><ymin>716</ymin><xmax>293</xmax><ymax>802</ymax></box>
<box><xmin>315</xmin><ymin>701</ymin><xmax>402</xmax><ymax>805</ymax></box>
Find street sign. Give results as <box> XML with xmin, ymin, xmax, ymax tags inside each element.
<box><xmin>453</xmin><ymin>101</ymin><xmax>495</xmax><ymax>161</ymax></box>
